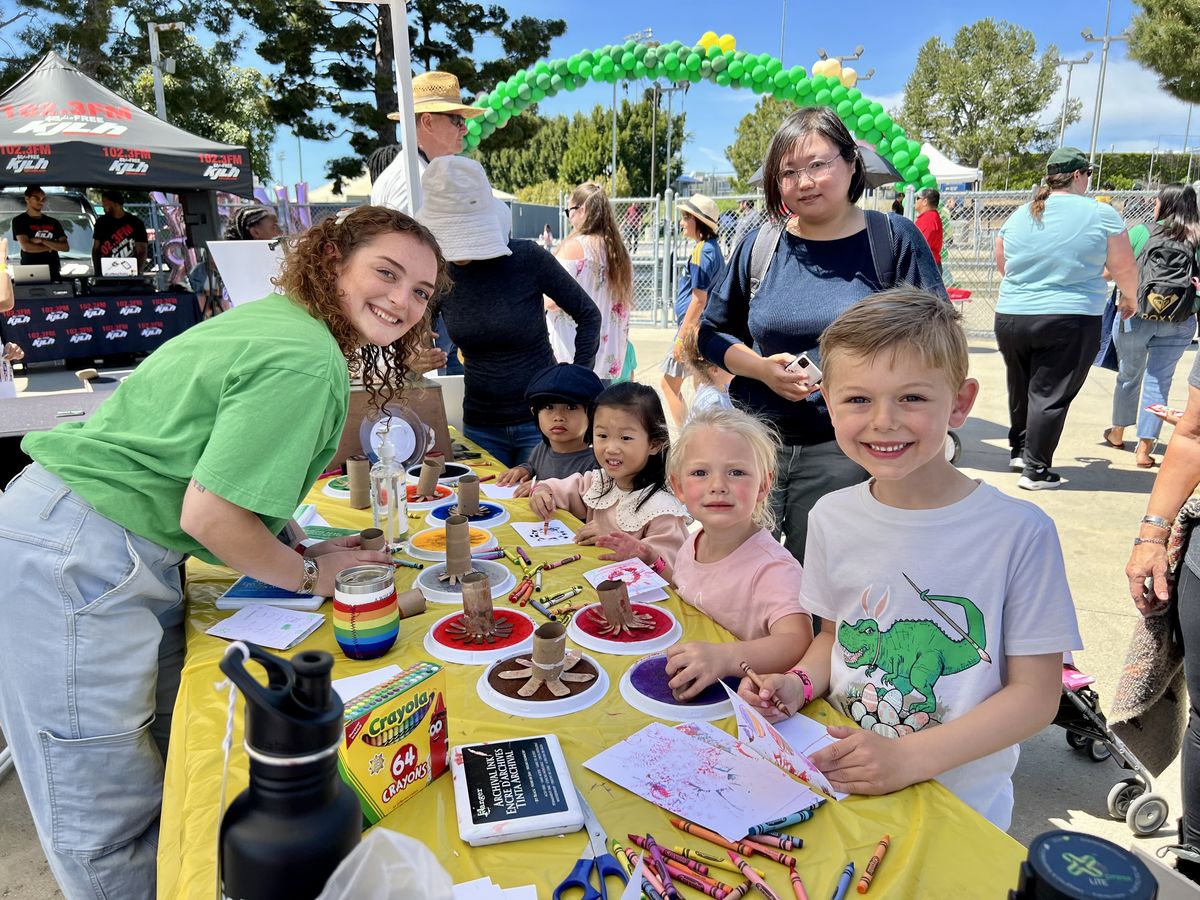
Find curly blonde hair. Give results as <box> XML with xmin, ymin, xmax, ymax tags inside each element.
<box><xmin>277</xmin><ymin>206</ymin><xmax>452</xmax><ymax>412</ymax></box>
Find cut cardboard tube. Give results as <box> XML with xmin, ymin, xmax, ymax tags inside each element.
<box><xmin>531</xmin><ymin>621</ymin><xmax>567</xmax><ymax>679</ymax></box>
<box><xmin>416</xmin><ymin>457</ymin><xmax>443</xmax><ymax>497</ymax></box>
<box><xmin>444</xmin><ymin>514</ymin><xmax>472</xmax><ymax>580</ymax></box>
<box><xmin>347</xmin><ymin>455</ymin><xmax>370</xmax><ymax>509</ymax></box>
<box><xmin>396</xmin><ymin>588</ymin><xmax>427</xmax><ymax>618</ymax></box>
<box><xmin>455</xmin><ymin>474</ymin><xmax>480</xmax><ymax>516</ymax></box>
<box><xmin>359</xmin><ymin>528</ymin><xmax>385</xmax><ymax>551</ymax></box>
<box><xmin>460</xmin><ymin>571</ymin><xmax>495</xmax><ymax>636</ymax></box>
<box><xmin>595</xmin><ymin>578</ymin><xmax>654</xmax><ymax>635</ymax></box>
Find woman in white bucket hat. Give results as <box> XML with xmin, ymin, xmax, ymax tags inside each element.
<box><xmin>419</xmin><ymin>156</ymin><xmax>601</xmax><ymax>465</ymax></box>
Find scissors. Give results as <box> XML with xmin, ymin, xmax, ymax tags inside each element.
<box><xmin>553</xmin><ymin>789</ymin><xmax>629</xmax><ymax>900</ymax></box>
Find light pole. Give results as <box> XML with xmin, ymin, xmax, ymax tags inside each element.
<box><xmin>1082</xmin><ymin>0</ymin><xmax>1131</xmax><ymax>165</ymax></box>
<box><xmin>816</xmin><ymin>45</ymin><xmax>865</xmax><ymax>65</ymax></box>
<box><xmin>146</xmin><ymin>21</ymin><xmax>184</xmax><ymax>121</ymax></box>
<box><xmin>1055</xmin><ymin>51</ymin><xmax>1093</xmax><ymax>147</ymax></box>
<box><xmin>780</xmin><ymin>1</ymin><xmax>787</xmax><ymax>64</ymax></box>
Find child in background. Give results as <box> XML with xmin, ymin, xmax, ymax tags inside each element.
<box><xmin>682</xmin><ymin>330</ymin><xmax>734</xmax><ymax>420</ymax></box>
<box><xmin>530</xmin><ymin>382</ymin><xmax>689</xmax><ymax>578</ymax></box>
<box><xmin>739</xmin><ymin>289</ymin><xmax>1081</xmax><ymax>831</ymax></box>
<box><xmin>664</xmin><ymin>407</ymin><xmax>812</xmax><ymax>699</ymax></box>
<box><xmin>497</xmin><ymin>363</ymin><xmax>603</xmax><ymax>496</ymax></box>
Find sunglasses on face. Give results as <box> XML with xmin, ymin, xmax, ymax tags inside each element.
<box><xmin>564</xmin><ymin>205</ymin><xmax>581</xmax><ymax>214</ymax></box>
<box><xmin>439</xmin><ymin>113</ymin><xmax>467</xmax><ymax>128</ymax></box>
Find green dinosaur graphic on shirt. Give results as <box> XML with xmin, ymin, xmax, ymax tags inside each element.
<box><xmin>838</xmin><ymin>573</ymin><xmax>991</xmax><ymax>714</ymax></box>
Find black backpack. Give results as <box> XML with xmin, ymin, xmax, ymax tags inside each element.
<box><xmin>1135</xmin><ymin>225</ymin><xmax>1198</xmax><ymax>323</ymax></box>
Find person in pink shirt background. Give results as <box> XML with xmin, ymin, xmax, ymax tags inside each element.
<box><xmin>530</xmin><ymin>382</ymin><xmax>690</xmax><ymax>576</ymax></box>
<box><xmin>663</xmin><ymin>406</ymin><xmax>813</xmax><ymax>699</ymax></box>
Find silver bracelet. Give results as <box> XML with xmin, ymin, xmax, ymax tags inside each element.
<box><xmin>1133</xmin><ymin>537</ymin><xmax>1168</xmax><ymax>547</ymax></box>
<box><xmin>1141</xmin><ymin>515</ymin><xmax>1172</xmax><ymax>531</ymax></box>
<box><xmin>297</xmin><ymin>556</ymin><xmax>319</xmax><ymax>594</ymax></box>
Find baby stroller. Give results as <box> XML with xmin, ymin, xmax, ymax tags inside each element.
<box><xmin>1056</xmin><ymin>664</ymin><xmax>1171</xmax><ymax>835</ymax></box>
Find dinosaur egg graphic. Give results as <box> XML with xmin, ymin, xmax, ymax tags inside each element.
<box><xmin>881</xmin><ymin>688</ymin><xmax>905</xmax><ymax>712</ymax></box>
<box><xmin>876</xmin><ymin>700</ymin><xmax>901</xmax><ymax>726</ymax></box>
<box><xmin>904</xmin><ymin>711</ymin><xmax>930</xmax><ymax>731</ymax></box>
<box><xmin>860</xmin><ymin>683</ymin><xmax>879</xmax><ymax>713</ymax></box>
<box><xmin>860</xmin><ymin>713</ymin><xmax>878</xmax><ymax>730</ymax></box>
<box><xmin>850</xmin><ymin>700</ymin><xmax>867</xmax><ymax>722</ymax></box>
<box><xmin>872</xmin><ymin>723</ymin><xmax>900</xmax><ymax>739</ymax></box>
<box><xmin>895</xmin><ymin>724</ymin><xmax>914</xmax><ymax>736</ymax></box>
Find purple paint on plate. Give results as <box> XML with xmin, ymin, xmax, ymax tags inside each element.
<box><xmin>628</xmin><ymin>656</ymin><xmax>737</xmax><ymax>706</ymax></box>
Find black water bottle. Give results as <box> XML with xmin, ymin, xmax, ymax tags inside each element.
<box><xmin>1010</xmin><ymin>830</ymin><xmax>1157</xmax><ymax>900</ymax></box>
<box><xmin>219</xmin><ymin>645</ymin><xmax>361</xmax><ymax>900</ymax></box>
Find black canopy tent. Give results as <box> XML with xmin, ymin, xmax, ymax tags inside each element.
<box><xmin>0</xmin><ymin>51</ymin><xmax>253</xmax><ymax>197</ymax></box>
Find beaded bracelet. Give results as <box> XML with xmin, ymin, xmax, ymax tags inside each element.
<box><xmin>1133</xmin><ymin>537</ymin><xmax>1167</xmax><ymax>547</ymax></box>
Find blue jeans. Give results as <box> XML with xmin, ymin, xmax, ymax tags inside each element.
<box><xmin>0</xmin><ymin>464</ymin><xmax>185</xmax><ymax>899</ymax></box>
<box><xmin>463</xmin><ymin>420</ymin><xmax>542</xmax><ymax>468</ymax></box>
<box><xmin>433</xmin><ymin>313</ymin><xmax>463</xmax><ymax>376</ymax></box>
<box><xmin>1112</xmin><ymin>315</ymin><xmax>1195</xmax><ymax>440</ymax></box>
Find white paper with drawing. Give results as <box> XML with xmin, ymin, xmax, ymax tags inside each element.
<box><xmin>510</xmin><ymin>519</ymin><xmax>576</xmax><ymax>547</ymax></box>
<box><xmin>582</xmin><ymin>559</ymin><xmax>669</xmax><ymax>601</ymax></box>
<box><xmin>582</xmin><ymin>722</ymin><xmax>812</xmax><ymax>842</ymax></box>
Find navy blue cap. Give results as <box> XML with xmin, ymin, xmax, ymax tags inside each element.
<box><xmin>524</xmin><ymin>363</ymin><xmax>604</xmax><ymax>407</ymax></box>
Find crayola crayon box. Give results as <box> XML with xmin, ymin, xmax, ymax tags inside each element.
<box><xmin>336</xmin><ymin>660</ymin><xmax>449</xmax><ymax>828</ymax></box>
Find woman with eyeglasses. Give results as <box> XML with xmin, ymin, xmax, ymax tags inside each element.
<box><xmin>698</xmin><ymin>106</ymin><xmax>944</xmax><ymax>563</ymax></box>
<box><xmin>994</xmin><ymin>147</ymin><xmax>1139</xmax><ymax>490</ymax></box>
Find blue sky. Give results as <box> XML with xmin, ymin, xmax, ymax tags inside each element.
<box><xmin>273</xmin><ymin>0</ymin><xmax>1196</xmax><ymax>189</ymax></box>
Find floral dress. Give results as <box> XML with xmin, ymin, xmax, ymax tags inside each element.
<box><xmin>548</xmin><ymin>234</ymin><xmax>629</xmax><ymax>381</ymax></box>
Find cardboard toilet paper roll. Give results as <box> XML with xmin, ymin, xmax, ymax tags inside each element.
<box><xmin>531</xmin><ymin>621</ymin><xmax>568</xmax><ymax>681</ymax></box>
<box><xmin>455</xmin><ymin>474</ymin><xmax>480</xmax><ymax>517</ymax></box>
<box><xmin>444</xmin><ymin>514</ymin><xmax>472</xmax><ymax>579</ymax></box>
<box><xmin>347</xmin><ymin>455</ymin><xmax>370</xmax><ymax>509</ymax></box>
<box><xmin>460</xmin><ymin>571</ymin><xmax>494</xmax><ymax>634</ymax></box>
<box><xmin>359</xmin><ymin>528</ymin><xmax>385</xmax><ymax>551</ymax></box>
<box><xmin>416</xmin><ymin>457</ymin><xmax>444</xmax><ymax>497</ymax></box>
<box><xmin>395</xmin><ymin>588</ymin><xmax>427</xmax><ymax>618</ymax></box>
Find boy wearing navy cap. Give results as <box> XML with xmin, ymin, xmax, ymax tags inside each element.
<box><xmin>497</xmin><ymin>363</ymin><xmax>603</xmax><ymax>494</ymax></box>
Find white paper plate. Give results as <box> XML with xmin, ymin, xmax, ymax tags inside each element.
<box><xmin>424</xmin><ymin>500</ymin><xmax>509</xmax><ymax>529</ymax></box>
<box><xmin>566</xmin><ymin>603</ymin><xmax>682</xmax><ymax>656</ymax></box>
<box><xmin>422</xmin><ymin>609</ymin><xmax>536</xmax><ymax>665</ymax></box>
<box><xmin>617</xmin><ymin>654</ymin><xmax>735</xmax><ymax>722</ymax></box>
<box><xmin>476</xmin><ymin>653</ymin><xmax>609</xmax><ymax>718</ymax></box>
<box><xmin>415</xmin><ymin>559</ymin><xmax>516</xmax><ymax>605</ymax></box>
<box><xmin>321</xmin><ymin>478</ymin><xmax>351</xmax><ymax>499</ymax></box>
<box><xmin>406</xmin><ymin>483</ymin><xmax>456</xmax><ymax>511</ymax></box>
<box><xmin>406</xmin><ymin>461</ymin><xmax>472</xmax><ymax>486</ymax></box>
<box><xmin>406</xmin><ymin>526</ymin><xmax>497</xmax><ymax>561</ymax></box>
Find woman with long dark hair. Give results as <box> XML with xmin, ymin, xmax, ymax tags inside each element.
<box><xmin>698</xmin><ymin>106</ymin><xmax>944</xmax><ymax>562</ymax></box>
<box><xmin>1106</xmin><ymin>183</ymin><xmax>1200</xmax><ymax>468</ymax></box>
<box><xmin>0</xmin><ymin>207</ymin><xmax>446</xmax><ymax>898</ymax></box>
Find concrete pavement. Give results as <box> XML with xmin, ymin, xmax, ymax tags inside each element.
<box><xmin>0</xmin><ymin>324</ymin><xmax>1191</xmax><ymax>896</ymax></box>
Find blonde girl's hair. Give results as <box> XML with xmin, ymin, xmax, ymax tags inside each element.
<box><xmin>668</xmin><ymin>406</ymin><xmax>780</xmax><ymax>532</ymax></box>
<box><xmin>277</xmin><ymin>205</ymin><xmax>452</xmax><ymax>412</ymax></box>
<box><xmin>680</xmin><ymin>327</ymin><xmax>718</xmax><ymax>385</ymax></box>
<box><xmin>570</xmin><ymin>182</ymin><xmax>633</xmax><ymax>303</ymax></box>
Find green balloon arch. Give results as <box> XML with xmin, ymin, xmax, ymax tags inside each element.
<box><xmin>463</xmin><ymin>39</ymin><xmax>937</xmax><ymax>194</ymax></box>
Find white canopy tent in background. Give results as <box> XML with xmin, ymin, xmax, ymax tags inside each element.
<box><xmin>921</xmin><ymin>142</ymin><xmax>983</xmax><ymax>188</ymax></box>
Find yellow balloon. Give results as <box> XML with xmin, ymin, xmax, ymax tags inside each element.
<box><xmin>840</xmin><ymin>67</ymin><xmax>858</xmax><ymax>87</ymax></box>
<box><xmin>699</xmin><ymin>31</ymin><xmax>718</xmax><ymax>49</ymax></box>
<box><xmin>811</xmin><ymin>59</ymin><xmax>827</xmax><ymax>75</ymax></box>
<box><xmin>826</xmin><ymin>59</ymin><xmax>842</xmax><ymax>77</ymax></box>
<box><xmin>718</xmin><ymin>33</ymin><xmax>736</xmax><ymax>52</ymax></box>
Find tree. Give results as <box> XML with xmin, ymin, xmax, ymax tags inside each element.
<box><xmin>229</xmin><ymin>0</ymin><xmax>566</xmax><ymax>184</ymax></box>
<box><xmin>1128</xmin><ymin>0</ymin><xmax>1200</xmax><ymax>104</ymax></box>
<box><xmin>726</xmin><ymin>97</ymin><xmax>794</xmax><ymax>188</ymax></box>
<box><xmin>896</xmin><ymin>19</ymin><xmax>1075</xmax><ymax>166</ymax></box>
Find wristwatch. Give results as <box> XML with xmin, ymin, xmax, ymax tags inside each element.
<box><xmin>297</xmin><ymin>557</ymin><xmax>319</xmax><ymax>595</ymax></box>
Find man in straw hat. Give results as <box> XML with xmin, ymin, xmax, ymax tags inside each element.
<box><xmin>370</xmin><ymin>71</ymin><xmax>485</xmax><ymax>215</ymax></box>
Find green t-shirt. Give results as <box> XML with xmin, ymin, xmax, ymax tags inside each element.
<box><xmin>1129</xmin><ymin>221</ymin><xmax>1200</xmax><ymax>264</ymax></box>
<box><xmin>23</xmin><ymin>293</ymin><xmax>350</xmax><ymax>564</ymax></box>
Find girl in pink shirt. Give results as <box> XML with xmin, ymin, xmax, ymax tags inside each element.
<box><xmin>664</xmin><ymin>407</ymin><xmax>813</xmax><ymax>699</ymax></box>
<box><xmin>530</xmin><ymin>383</ymin><xmax>689</xmax><ymax>577</ymax></box>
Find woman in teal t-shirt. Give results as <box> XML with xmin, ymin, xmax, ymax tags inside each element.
<box><xmin>995</xmin><ymin>147</ymin><xmax>1139</xmax><ymax>490</ymax></box>
<box><xmin>0</xmin><ymin>207</ymin><xmax>449</xmax><ymax>899</ymax></box>
<box><xmin>1105</xmin><ymin>183</ymin><xmax>1200</xmax><ymax>467</ymax></box>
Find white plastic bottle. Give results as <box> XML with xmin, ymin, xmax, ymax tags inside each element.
<box><xmin>369</xmin><ymin>438</ymin><xmax>408</xmax><ymax>551</ymax></box>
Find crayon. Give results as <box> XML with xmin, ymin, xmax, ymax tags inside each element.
<box><xmin>831</xmin><ymin>862</ymin><xmax>854</xmax><ymax>900</ymax></box>
<box><xmin>669</xmin><ymin>818</ymin><xmax>763</xmax><ymax>860</ymax></box>
<box><xmin>740</xmin><ymin>662</ymin><xmax>791</xmax><ymax>716</ymax></box>
<box><xmin>503</xmin><ymin>548</ymin><xmax>522</xmax><ymax>567</ymax></box>
<box><xmin>613</xmin><ymin>838</ymin><xmax>665</xmax><ymax>900</ymax></box>
<box><xmin>516</xmin><ymin>546</ymin><xmax>532</xmax><ymax>565</ymax></box>
<box><xmin>628</xmin><ymin>850</ymin><xmax>672</xmax><ymax>899</ymax></box>
<box><xmin>543</xmin><ymin>553</ymin><xmax>582</xmax><ymax>570</ymax></box>
<box><xmin>515</xmin><ymin>581</ymin><xmax>535</xmax><ymax>605</ymax></box>
<box><xmin>748</xmin><ymin>832</ymin><xmax>803</xmax><ymax>852</ymax></box>
<box><xmin>471</xmin><ymin>551</ymin><xmax>505</xmax><ymax>561</ymax></box>
<box><xmin>663</xmin><ymin>859</ymin><xmax>728</xmax><ymax>891</ymax></box>
<box><xmin>741</xmin><ymin>838</ymin><xmax>796</xmax><ymax>868</ymax></box>
<box><xmin>747</xmin><ymin>803</ymin><xmax>822</xmax><ymax>834</ymax></box>
<box><xmin>788</xmin><ymin>867</ymin><xmax>809</xmax><ymax>900</ymax></box>
<box><xmin>642</xmin><ymin>833</ymin><xmax>681</xmax><ymax>900</ymax></box>
<box><xmin>726</xmin><ymin>883</ymin><xmax>753</xmax><ymax>900</ymax></box>
<box><xmin>478</xmin><ymin>474</ymin><xmax>496</xmax><ymax>483</ymax></box>
<box><xmin>391</xmin><ymin>559</ymin><xmax>424</xmax><ymax>569</ymax></box>
<box><xmin>535</xmin><ymin>567</ymin><xmax>543</xmax><ymax>592</ymax></box>
<box><xmin>728</xmin><ymin>851</ymin><xmax>783</xmax><ymax>900</ymax></box>
<box><xmin>545</xmin><ymin>585</ymin><xmax>584</xmax><ymax>606</ymax></box>
<box><xmin>528</xmin><ymin>598</ymin><xmax>554</xmax><ymax>618</ymax></box>
<box><xmin>673</xmin><ymin>846</ymin><xmax>767</xmax><ymax>879</ymax></box>
<box><xmin>856</xmin><ymin>834</ymin><xmax>889</xmax><ymax>894</ymax></box>
<box><xmin>543</xmin><ymin>520</ymin><xmax>549</xmax><ymax>536</ymax></box>
<box><xmin>506</xmin><ymin>578</ymin><xmax>533</xmax><ymax>603</ymax></box>
<box><xmin>663</xmin><ymin>859</ymin><xmax>728</xmax><ymax>898</ymax></box>
<box><xmin>629</xmin><ymin>835</ymin><xmax>710</xmax><ymax>876</ymax></box>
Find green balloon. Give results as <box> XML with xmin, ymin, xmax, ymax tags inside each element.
<box><xmin>579</xmin><ymin>60</ymin><xmax>593</xmax><ymax>77</ymax></box>
<box><xmin>852</xmin><ymin>98</ymin><xmax>870</xmax><ymax>114</ymax></box>
<box><xmin>903</xmin><ymin>165</ymin><xmax>919</xmax><ymax>183</ymax></box>
<box><xmin>865</xmin><ymin>128</ymin><xmax>883</xmax><ymax>145</ymax></box>
<box><xmin>635</xmin><ymin>62</ymin><xmax>647</xmax><ymax>78</ymax></box>
<box><xmin>729</xmin><ymin>60</ymin><xmax>744</xmax><ymax>79</ymax></box>
<box><xmin>732</xmin><ymin>49</ymin><xmax>747</xmax><ymax>61</ymax></box>
<box><xmin>773</xmin><ymin>71</ymin><xmax>789</xmax><ymax>89</ymax></box>
<box><xmin>563</xmin><ymin>77</ymin><xmax>577</xmax><ymax>92</ymax></box>
<box><xmin>535</xmin><ymin>73</ymin><xmax>550</xmax><ymax>89</ymax></box>
<box><xmin>466</xmin><ymin>118</ymin><xmax>481</xmax><ymax>134</ymax></box>
<box><xmin>475</xmin><ymin>91</ymin><xmax>489</xmax><ymax>107</ymax></box>
<box><xmin>892</xmin><ymin>150</ymin><xmax>912</xmax><ymax>169</ymax></box>
<box><xmin>621</xmin><ymin>52</ymin><xmax>636</xmax><ymax>70</ymax></box>
<box><xmin>768</xmin><ymin>60</ymin><xmax>784</xmax><ymax>77</ymax></box>
<box><xmin>479</xmin><ymin>121</ymin><xmax>494</xmax><ymax>137</ymax></box>
<box><xmin>624</xmin><ymin>39</ymin><xmax>637</xmax><ymax>52</ymax></box>
<box><xmin>913</xmin><ymin>154</ymin><xmax>930</xmax><ymax>170</ymax></box>
<box><xmin>517</xmin><ymin>83</ymin><xmax>531</xmax><ymax>100</ymax></box>
<box><xmin>831</xmin><ymin>85</ymin><xmax>848</xmax><ymax>103</ymax></box>
<box><xmin>874</xmin><ymin>113</ymin><xmax>892</xmax><ymax>132</ymax></box>
<box><xmin>846</xmin><ymin>88</ymin><xmax>862</xmax><ymax>102</ymax></box>
<box><xmin>866</xmin><ymin>101</ymin><xmax>881</xmax><ymax>115</ymax></box>
<box><xmin>907</xmin><ymin>138</ymin><xmax>921</xmax><ymax>157</ymax></box>
<box><xmin>664</xmin><ymin>52</ymin><xmax>680</xmax><ymax>71</ymax></box>
<box><xmin>483</xmin><ymin>109</ymin><xmax>498</xmax><ymax>124</ymax></box>
<box><xmin>599</xmin><ymin>56</ymin><xmax>614</xmax><ymax>73</ymax></box>
<box><xmin>751</xmin><ymin>64</ymin><xmax>767</xmax><ymax>82</ymax></box>
<box><xmin>535</xmin><ymin>61</ymin><xmax>549</xmax><ymax>75</ymax></box>
<box><xmin>795</xmin><ymin>77</ymin><xmax>812</xmax><ymax>96</ymax></box>
<box><xmin>700</xmin><ymin>60</ymin><xmax>712</xmax><ymax>78</ymax></box>
<box><xmin>501</xmin><ymin>94</ymin><xmax>514</xmax><ymax>109</ymax></box>
<box><xmin>497</xmin><ymin>107</ymin><xmax>511</xmax><ymax>122</ymax></box>
<box><xmin>716</xmin><ymin>71</ymin><xmax>732</xmax><ymax>87</ymax></box>
<box><xmin>567</xmin><ymin>56</ymin><xmax>580</xmax><ymax>75</ymax></box>
<box><xmin>877</xmin><ymin>138</ymin><xmax>890</xmax><ymax>155</ymax></box>
<box><xmin>707</xmin><ymin>44</ymin><xmax>723</xmax><ymax>59</ymax></box>
<box><xmin>550</xmin><ymin>74</ymin><xmax>564</xmax><ymax>91</ymax></box>
<box><xmin>466</xmin><ymin>132</ymin><xmax>480</xmax><ymax>147</ymax></box>
<box><xmin>790</xmin><ymin>65</ymin><xmax>806</xmax><ymax>81</ymax></box>
<box><xmin>711</xmin><ymin>54</ymin><xmax>727</xmax><ymax>72</ymax></box>
<box><xmin>816</xmin><ymin>88</ymin><xmax>832</xmax><ymax>105</ymax></box>
<box><xmin>580</xmin><ymin>49</ymin><xmax>594</xmax><ymax>63</ymax></box>
<box><xmin>531</xmin><ymin>88</ymin><xmax>545</xmax><ymax>101</ymax></box>
<box><xmin>634</xmin><ymin>43</ymin><xmax>647</xmax><ymax>60</ymax></box>
<box><xmin>836</xmin><ymin>99</ymin><xmax>854</xmax><ymax>118</ymax></box>
<box><xmin>858</xmin><ymin>113</ymin><xmax>876</xmax><ymax>132</ymax></box>
<box><xmin>921</xmin><ymin>173</ymin><xmax>938</xmax><ymax>189</ymax></box>
<box><xmin>752</xmin><ymin>79</ymin><xmax>766</xmax><ymax>94</ymax></box>
<box><xmin>644</xmin><ymin>49</ymin><xmax>658</xmax><ymax>68</ymax></box>
<box><xmin>554</xmin><ymin>59</ymin><xmax>569</xmax><ymax>76</ymax></box>
<box><xmin>808</xmin><ymin>74</ymin><xmax>825</xmax><ymax>92</ymax></box>
<box><xmin>890</xmin><ymin>124</ymin><xmax>905</xmax><ymax>141</ymax></box>
<box><xmin>686</xmin><ymin>52</ymin><xmax>703</xmax><ymax>71</ymax></box>
<box><xmin>781</xmin><ymin>86</ymin><xmax>797</xmax><ymax>102</ymax></box>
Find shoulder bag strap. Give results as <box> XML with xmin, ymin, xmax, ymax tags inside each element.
<box><xmin>748</xmin><ymin>218</ymin><xmax>786</xmax><ymax>304</ymax></box>
<box><xmin>865</xmin><ymin>210</ymin><xmax>896</xmax><ymax>289</ymax></box>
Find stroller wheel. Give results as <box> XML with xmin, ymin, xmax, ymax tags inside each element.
<box><xmin>1107</xmin><ymin>779</ymin><xmax>1144</xmax><ymax>820</ymax></box>
<box><xmin>1066</xmin><ymin>732</ymin><xmax>1088</xmax><ymax>751</ymax></box>
<box><xmin>1088</xmin><ymin>740</ymin><xmax>1112</xmax><ymax>762</ymax></box>
<box><xmin>1126</xmin><ymin>793</ymin><xmax>1170</xmax><ymax>836</ymax></box>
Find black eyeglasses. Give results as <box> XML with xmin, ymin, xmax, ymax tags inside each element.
<box><xmin>564</xmin><ymin>205</ymin><xmax>581</xmax><ymax>215</ymax></box>
<box><xmin>438</xmin><ymin>113</ymin><xmax>466</xmax><ymax>128</ymax></box>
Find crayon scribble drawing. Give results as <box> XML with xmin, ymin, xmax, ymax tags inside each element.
<box><xmin>583</xmin><ymin>722</ymin><xmax>809</xmax><ymax>841</ymax></box>
<box><xmin>583</xmin><ymin>558</ymin><xmax>669</xmax><ymax>595</ymax></box>
<box><xmin>722</xmin><ymin>684</ymin><xmax>838</xmax><ymax>798</ymax></box>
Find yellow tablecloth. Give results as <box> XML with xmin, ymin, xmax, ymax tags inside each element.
<box><xmin>158</xmin><ymin>449</ymin><xmax>1025</xmax><ymax>899</ymax></box>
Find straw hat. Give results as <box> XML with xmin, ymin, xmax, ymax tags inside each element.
<box><xmin>677</xmin><ymin>194</ymin><xmax>719</xmax><ymax>232</ymax></box>
<box><xmin>388</xmin><ymin>71</ymin><xmax>485</xmax><ymax>121</ymax></box>
<box><xmin>417</xmin><ymin>157</ymin><xmax>512</xmax><ymax>262</ymax></box>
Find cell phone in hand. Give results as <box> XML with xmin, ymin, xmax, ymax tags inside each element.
<box><xmin>784</xmin><ymin>352</ymin><xmax>822</xmax><ymax>384</ymax></box>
